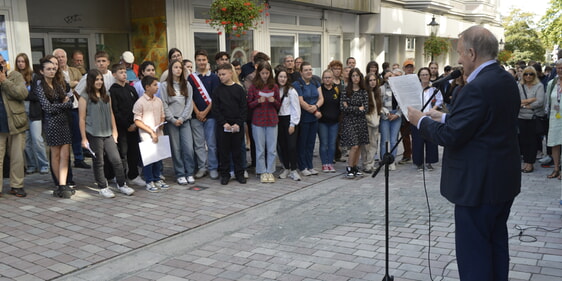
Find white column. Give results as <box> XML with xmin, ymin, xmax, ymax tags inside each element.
<box><xmin>415</xmin><ymin>36</ymin><xmax>426</xmax><ymax>67</ymax></box>
<box><xmin>166</xmin><ymin>0</ymin><xmax>192</xmax><ymax>55</ymax></box>
<box><xmin>9</xmin><ymin>0</ymin><xmax>32</xmax><ymax>62</ymax></box>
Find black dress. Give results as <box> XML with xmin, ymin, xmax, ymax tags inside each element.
<box><xmin>340</xmin><ymin>89</ymin><xmax>369</xmax><ymax>147</ymax></box>
<box><xmin>34</xmin><ymin>80</ymin><xmax>73</xmax><ymax>146</ymax></box>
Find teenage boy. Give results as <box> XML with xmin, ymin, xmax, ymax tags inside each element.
<box><xmin>133</xmin><ymin>76</ymin><xmax>169</xmax><ymax>192</ymax></box>
<box><xmin>76</xmin><ymin>51</ymin><xmax>115</xmax><ymax>97</ymax></box>
<box><xmin>109</xmin><ymin>64</ymin><xmax>144</xmax><ymax>187</ymax></box>
<box><xmin>188</xmin><ymin>50</ymin><xmax>220</xmax><ymax>180</ymax></box>
<box><xmin>212</xmin><ymin>63</ymin><xmax>247</xmax><ymax>185</ymax></box>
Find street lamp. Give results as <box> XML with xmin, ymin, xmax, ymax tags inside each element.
<box><xmin>427</xmin><ymin>15</ymin><xmax>439</xmax><ymax>36</ymax></box>
<box><xmin>499</xmin><ymin>38</ymin><xmax>504</xmax><ymax>50</ymax></box>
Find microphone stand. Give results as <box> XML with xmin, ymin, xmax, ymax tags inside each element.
<box><xmin>372</xmin><ymin>85</ymin><xmax>440</xmax><ymax>281</ymax></box>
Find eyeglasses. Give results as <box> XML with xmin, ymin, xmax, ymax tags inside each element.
<box><xmin>523</xmin><ymin>73</ymin><xmax>535</xmax><ymax>76</ymax></box>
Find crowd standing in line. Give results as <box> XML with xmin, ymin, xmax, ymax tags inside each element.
<box><xmin>2</xmin><ymin>31</ymin><xmax>561</xmax><ymax>199</ymax></box>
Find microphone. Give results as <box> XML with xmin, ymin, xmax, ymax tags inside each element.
<box><xmin>430</xmin><ymin>69</ymin><xmax>462</xmax><ymax>88</ymax></box>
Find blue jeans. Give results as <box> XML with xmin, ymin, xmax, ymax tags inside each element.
<box><xmin>379</xmin><ymin>114</ymin><xmax>401</xmax><ymax>158</ymax></box>
<box><xmin>298</xmin><ymin>121</ymin><xmax>318</xmax><ymax>170</ymax></box>
<box><xmin>71</xmin><ymin>109</ymin><xmax>84</xmax><ymax>162</ymax></box>
<box><xmin>191</xmin><ymin>118</ymin><xmax>218</xmax><ymax>171</ymax></box>
<box><xmin>318</xmin><ymin>122</ymin><xmax>338</xmax><ymax>165</ymax></box>
<box><xmin>166</xmin><ymin>121</ymin><xmax>195</xmax><ymax>178</ymax></box>
<box><xmin>24</xmin><ymin>120</ymin><xmax>49</xmax><ymax>170</ymax></box>
<box><xmin>252</xmin><ymin>124</ymin><xmax>278</xmax><ymax>174</ymax></box>
<box><xmin>143</xmin><ymin>160</ymin><xmax>163</xmax><ymax>183</ymax></box>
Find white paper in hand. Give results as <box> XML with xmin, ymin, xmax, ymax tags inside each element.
<box><xmin>139</xmin><ymin>135</ymin><xmax>172</xmax><ymax>166</ymax></box>
<box><xmin>387</xmin><ymin>74</ymin><xmax>423</xmax><ymax>121</ymax></box>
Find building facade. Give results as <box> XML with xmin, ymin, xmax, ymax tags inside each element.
<box><xmin>2</xmin><ymin>0</ymin><xmax>503</xmax><ymax>75</ymax></box>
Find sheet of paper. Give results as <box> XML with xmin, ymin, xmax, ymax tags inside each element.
<box><xmin>139</xmin><ymin>135</ymin><xmax>172</xmax><ymax>166</ymax></box>
<box><xmin>387</xmin><ymin>74</ymin><xmax>423</xmax><ymax>121</ymax></box>
<box><xmin>258</xmin><ymin>91</ymin><xmax>273</xmax><ymax>97</ymax></box>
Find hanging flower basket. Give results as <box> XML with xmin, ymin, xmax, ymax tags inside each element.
<box><xmin>497</xmin><ymin>50</ymin><xmax>513</xmax><ymax>64</ymax></box>
<box><xmin>206</xmin><ymin>0</ymin><xmax>269</xmax><ymax>37</ymax></box>
<box><xmin>423</xmin><ymin>35</ymin><xmax>450</xmax><ymax>58</ymax></box>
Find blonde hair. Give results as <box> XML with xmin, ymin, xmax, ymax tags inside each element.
<box><xmin>520</xmin><ymin>66</ymin><xmax>539</xmax><ymax>85</ymax></box>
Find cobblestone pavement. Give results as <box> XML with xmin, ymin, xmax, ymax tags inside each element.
<box><xmin>1</xmin><ymin>151</ymin><xmax>561</xmax><ymax>281</ymax></box>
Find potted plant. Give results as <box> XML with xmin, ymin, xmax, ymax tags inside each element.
<box><xmin>206</xmin><ymin>0</ymin><xmax>269</xmax><ymax>37</ymax></box>
<box><xmin>424</xmin><ymin>35</ymin><xmax>450</xmax><ymax>60</ymax></box>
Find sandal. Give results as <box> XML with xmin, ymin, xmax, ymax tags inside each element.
<box><xmin>547</xmin><ymin>170</ymin><xmax>560</xmax><ymax>179</ymax></box>
<box><xmin>521</xmin><ymin>167</ymin><xmax>534</xmax><ymax>173</ymax></box>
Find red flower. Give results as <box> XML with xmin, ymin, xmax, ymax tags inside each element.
<box><xmin>232</xmin><ymin>26</ymin><xmax>238</xmax><ymax>30</ymax></box>
<box><xmin>236</xmin><ymin>34</ymin><xmax>241</xmax><ymax>37</ymax></box>
<box><xmin>242</xmin><ymin>31</ymin><xmax>247</xmax><ymax>35</ymax></box>
<box><xmin>265</xmin><ymin>12</ymin><xmax>270</xmax><ymax>16</ymax></box>
<box><xmin>244</xmin><ymin>2</ymin><xmax>251</xmax><ymax>6</ymax></box>
<box><xmin>259</xmin><ymin>9</ymin><xmax>263</xmax><ymax>13</ymax></box>
<box><xmin>218</xmin><ymin>31</ymin><xmax>223</xmax><ymax>35</ymax></box>
<box><xmin>221</xmin><ymin>7</ymin><xmax>226</xmax><ymax>11</ymax></box>
<box><xmin>205</xmin><ymin>19</ymin><xmax>210</xmax><ymax>24</ymax></box>
<box><xmin>221</xmin><ymin>21</ymin><xmax>227</xmax><ymax>25</ymax></box>
<box><xmin>238</xmin><ymin>23</ymin><xmax>244</xmax><ymax>26</ymax></box>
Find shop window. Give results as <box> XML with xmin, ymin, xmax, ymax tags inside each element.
<box><xmin>194</xmin><ymin>32</ymin><xmax>219</xmax><ymax>69</ymax></box>
<box><xmin>226</xmin><ymin>31</ymin><xmax>253</xmax><ymax>66</ymax></box>
<box><xmin>270</xmin><ymin>13</ymin><xmax>297</xmax><ymax>25</ymax></box>
<box><xmin>300</xmin><ymin>17</ymin><xmax>322</xmax><ymax>27</ymax></box>
<box><xmin>271</xmin><ymin>35</ymin><xmax>295</xmax><ymax>67</ymax></box>
<box><xmin>329</xmin><ymin>35</ymin><xmax>341</xmax><ymax>62</ymax></box>
<box><xmin>298</xmin><ymin>33</ymin><xmax>321</xmax><ymax>75</ymax></box>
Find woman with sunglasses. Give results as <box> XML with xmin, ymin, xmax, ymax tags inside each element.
<box><xmin>518</xmin><ymin>66</ymin><xmax>545</xmax><ymax>173</ymax></box>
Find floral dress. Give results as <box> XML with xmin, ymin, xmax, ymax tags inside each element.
<box><xmin>340</xmin><ymin>89</ymin><xmax>369</xmax><ymax>147</ymax></box>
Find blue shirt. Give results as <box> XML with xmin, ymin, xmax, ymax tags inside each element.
<box><xmin>188</xmin><ymin>71</ymin><xmax>220</xmax><ymax>119</ymax></box>
<box><xmin>293</xmin><ymin>78</ymin><xmax>320</xmax><ymax>123</ymax></box>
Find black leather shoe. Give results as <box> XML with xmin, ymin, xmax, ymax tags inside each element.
<box><xmin>74</xmin><ymin>161</ymin><xmax>91</xmax><ymax>169</ymax></box>
<box><xmin>10</xmin><ymin>188</ymin><xmax>27</xmax><ymax>197</ymax></box>
<box><xmin>236</xmin><ymin>176</ymin><xmax>247</xmax><ymax>184</ymax></box>
<box><xmin>220</xmin><ymin>176</ymin><xmax>229</xmax><ymax>185</ymax></box>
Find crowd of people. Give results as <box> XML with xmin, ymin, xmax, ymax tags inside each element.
<box><xmin>1</xmin><ymin>43</ymin><xmax>561</xmax><ymax>199</ymax></box>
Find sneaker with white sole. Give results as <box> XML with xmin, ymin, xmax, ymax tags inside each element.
<box><xmin>129</xmin><ymin>176</ymin><xmax>146</xmax><ymax>187</ymax></box>
<box><xmin>267</xmin><ymin>173</ymin><xmax>276</xmax><ymax>183</ymax></box>
<box><xmin>279</xmin><ymin>169</ymin><xmax>290</xmax><ymax>179</ymax></box>
<box><xmin>389</xmin><ymin>163</ymin><xmax>396</xmax><ymax>171</ymax></box>
<box><xmin>187</xmin><ymin>176</ymin><xmax>195</xmax><ymax>184</ymax></box>
<box><xmin>309</xmin><ymin>168</ymin><xmax>319</xmax><ymax>175</ymax></box>
<box><xmin>155</xmin><ymin>180</ymin><xmax>170</xmax><ymax>190</ymax></box>
<box><xmin>177</xmin><ymin>176</ymin><xmax>188</xmax><ymax>185</ymax></box>
<box><xmin>538</xmin><ymin>155</ymin><xmax>552</xmax><ymax>164</ymax></box>
<box><xmin>289</xmin><ymin>170</ymin><xmax>301</xmax><ymax>181</ymax></box>
<box><xmin>301</xmin><ymin>169</ymin><xmax>312</xmax><ymax>176</ymax></box>
<box><xmin>194</xmin><ymin>168</ymin><xmax>207</xmax><ymax>179</ymax></box>
<box><xmin>260</xmin><ymin>173</ymin><xmax>268</xmax><ymax>183</ymax></box>
<box><xmin>99</xmin><ymin>187</ymin><xmax>116</xmax><ymax>198</ymax></box>
<box><xmin>117</xmin><ymin>183</ymin><xmax>135</xmax><ymax>196</ymax></box>
<box><xmin>146</xmin><ymin>182</ymin><xmax>160</xmax><ymax>193</ymax></box>
<box><xmin>244</xmin><ymin>170</ymin><xmax>249</xmax><ymax>179</ymax></box>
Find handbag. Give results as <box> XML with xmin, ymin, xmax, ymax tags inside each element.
<box><xmin>521</xmin><ymin>85</ymin><xmax>547</xmax><ymax>135</ymax></box>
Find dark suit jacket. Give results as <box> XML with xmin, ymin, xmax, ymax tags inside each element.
<box><xmin>419</xmin><ymin>62</ymin><xmax>521</xmax><ymax>207</ymax></box>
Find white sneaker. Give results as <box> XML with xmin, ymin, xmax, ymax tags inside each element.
<box><xmin>177</xmin><ymin>176</ymin><xmax>188</xmax><ymax>185</ymax></box>
<box><xmin>99</xmin><ymin>187</ymin><xmax>115</xmax><ymax>198</ymax></box>
<box><xmin>301</xmin><ymin>169</ymin><xmax>312</xmax><ymax>176</ymax></box>
<box><xmin>279</xmin><ymin>169</ymin><xmax>290</xmax><ymax>179</ymax></box>
<box><xmin>117</xmin><ymin>183</ymin><xmax>135</xmax><ymax>196</ymax></box>
<box><xmin>187</xmin><ymin>176</ymin><xmax>195</xmax><ymax>184</ymax></box>
<box><xmin>289</xmin><ymin>170</ymin><xmax>301</xmax><ymax>181</ymax></box>
<box><xmin>244</xmin><ymin>171</ymin><xmax>249</xmax><ymax>179</ymax></box>
<box><xmin>195</xmin><ymin>168</ymin><xmax>207</xmax><ymax>178</ymax></box>
<box><xmin>146</xmin><ymin>182</ymin><xmax>160</xmax><ymax>193</ymax></box>
<box><xmin>389</xmin><ymin>163</ymin><xmax>396</xmax><ymax>171</ymax></box>
<box><xmin>308</xmin><ymin>168</ymin><xmax>319</xmax><ymax>175</ymax></box>
<box><xmin>155</xmin><ymin>180</ymin><xmax>170</xmax><ymax>190</ymax></box>
<box><xmin>267</xmin><ymin>173</ymin><xmax>276</xmax><ymax>183</ymax></box>
<box><xmin>129</xmin><ymin>176</ymin><xmax>146</xmax><ymax>187</ymax></box>
<box><xmin>538</xmin><ymin>155</ymin><xmax>552</xmax><ymax>164</ymax></box>
<box><xmin>260</xmin><ymin>174</ymin><xmax>268</xmax><ymax>183</ymax></box>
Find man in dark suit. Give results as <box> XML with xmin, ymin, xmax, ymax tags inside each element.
<box><xmin>407</xmin><ymin>26</ymin><xmax>521</xmax><ymax>281</ymax></box>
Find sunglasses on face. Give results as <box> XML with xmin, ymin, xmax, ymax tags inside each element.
<box><xmin>523</xmin><ymin>73</ymin><xmax>535</xmax><ymax>76</ymax></box>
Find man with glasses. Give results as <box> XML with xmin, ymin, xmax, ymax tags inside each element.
<box><xmin>0</xmin><ymin>54</ymin><xmax>29</xmax><ymax>197</ymax></box>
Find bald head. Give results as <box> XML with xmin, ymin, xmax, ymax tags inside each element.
<box><xmin>458</xmin><ymin>26</ymin><xmax>498</xmax><ymax>62</ymax></box>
